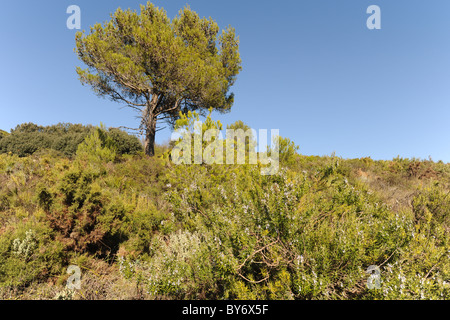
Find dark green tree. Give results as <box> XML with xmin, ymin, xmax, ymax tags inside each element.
<box><xmin>75</xmin><ymin>2</ymin><xmax>242</xmax><ymax>156</ymax></box>
<box><xmin>0</xmin><ymin>123</ymin><xmax>142</xmax><ymax>157</ymax></box>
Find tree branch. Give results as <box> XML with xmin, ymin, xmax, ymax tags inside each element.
<box><xmin>155</xmin><ymin>126</ymin><xmax>167</xmax><ymax>132</ymax></box>
<box><xmin>110</xmin><ymin>87</ymin><xmax>147</xmax><ymax>108</ymax></box>
<box><xmin>104</xmin><ymin>62</ymin><xmax>146</xmax><ymax>95</ymax></box>
<box><xmin>117</xmin><ymin>126</ymin><xmax>141</xmax><ymax>132</ymax></box>
<box><xmin>236</xmin><ymin>272</ymin><xmax>269</xmax><ymax>284</ymax></box>
<box><xmin>155</xmin><ymin>98</ymin><xmax>183</xmax><ymax>117</ymax></box>
<box><xmin>119</xmin><ymin>105</ymin><xmax>143</xmax><ymax>112</ymax></box>
<box><xmin>156</xmin><ymin>114</ymin><xmax>174</xmax><ymax>121</ymax></box>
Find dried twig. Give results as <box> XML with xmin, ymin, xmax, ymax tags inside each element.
<box><xmin>379</xmin><ymin>248</ymin><xmax>398</xmax><ymax>268</ymax></box>
<box><xmin>235</xmin><ymin>237</ymin><xmax>280</xmax><ymax>284</ymax></box>
<box><xmin>236</xmin><ymin>239</ymin><xmax>279</xmax><ymax>271</ymax></box>
<box><xmin>236</xmin><ymin>273</ymin><xmax>270</xmax><ymax>284</ymax></box>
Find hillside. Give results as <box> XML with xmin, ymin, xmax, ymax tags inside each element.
<box><xmin>0</xmin><ymin>126</ymin><xmax>449</xmax><ymax>300</ymax></box>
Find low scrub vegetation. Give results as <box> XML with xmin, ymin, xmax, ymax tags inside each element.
<box><xmin>0</xmin><ymin>120</ymin><xmax>449</xmax><ymax>300</ymax></box>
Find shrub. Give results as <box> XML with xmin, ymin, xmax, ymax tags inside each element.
<box><xmin>271</xmin><ymin>135</ymin><xmax>299</xmax><ymax>167</ymax></box>
<box><xmin>161</xmin><ymin>158</ymin><xmax>419</xmax><ymax>299</ymax></box>
<box><xmin>0</xmin><ymin>223</ymin><xmax>67</xmax><ymax>291</ymax></box>
<box><xmin>107</xmin><ymin>128</ymin><xmax>143</xmax><ymax>155</ymax></box>
<box><xmin>76</xmin><ymin>127</ymin><xmax>117</xmax><ymax>165</ymax></box>
<box><xmin>412</xmin><ymin>184</ymin><xmax>450</xmax><ymax>239</ymax></box>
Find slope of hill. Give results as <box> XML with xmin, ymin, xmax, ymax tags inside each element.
<box><xmin>0</xmin><ymin>129</ymin><xmax>449</xmax><ymax>300</ymax></box>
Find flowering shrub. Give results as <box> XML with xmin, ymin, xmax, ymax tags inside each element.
<box><xmin>12</xmin><ymin>229</ymin><xmax>36</xmax><ymax>261</ymax></box>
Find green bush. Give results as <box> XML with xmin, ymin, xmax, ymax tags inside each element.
<box><xmin>107</xmin><ymin>128</ymin><xmax>143</xmax><ymax>156</ymax></box>
<box><xmin>272</xmin><ymin>135</ymin><xmax>299</xmax><ymax>167</ymax></box>
<box><xmin>412</xmin><ymin>184</ymin><xmax>450</xmax><ymax>241</ymax></box>
<box><xmin>0</xmin><ymin>223</ymin><xmax>67</xmax><ymax>290</ymax></box>
<box><xmin>76</xmin><ymin>127</ymin><xmax>117</xmax><ymax>166</ymax></box>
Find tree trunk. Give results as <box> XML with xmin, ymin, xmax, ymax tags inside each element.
<box><xmin>144</xmin><ymin>111</ymin><xmax>157</xmax><ymax>157</ymax></box>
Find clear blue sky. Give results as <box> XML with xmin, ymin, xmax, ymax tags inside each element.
<box><xmin>1</xmin><ymin>0</ymin><xmax>450</xmax><ymax>161</ymax></box>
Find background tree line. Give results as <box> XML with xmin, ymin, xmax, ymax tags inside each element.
<box><xmin>0</xmin><ymin>123</ymin><xmax>143</xmax><ymax>157</ymax></box>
